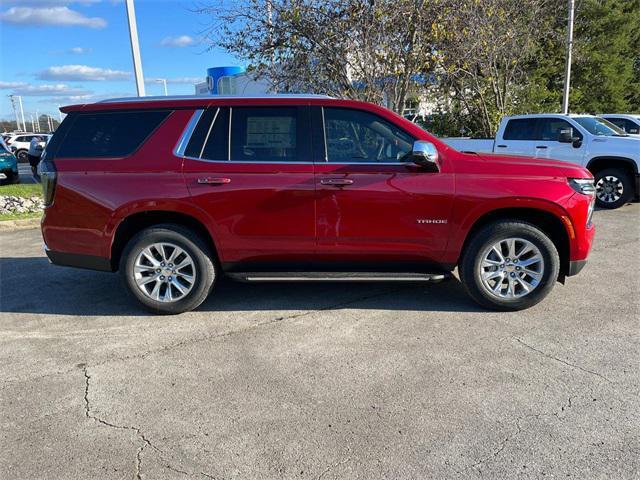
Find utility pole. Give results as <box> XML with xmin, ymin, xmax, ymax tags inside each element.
<box><xmin>125</xmin><ymin>0</ymin><xmax>146</xmax><ymax>96</ymax></box>
<box><xmin>561</xmin><ymin>0</ymin><xmax>575</xmax><ymax>114</ymax></box>
<box><xmin>156</xmin><ymin>78</ymin><xmax>168</xmax><ymax>96</ymax></box>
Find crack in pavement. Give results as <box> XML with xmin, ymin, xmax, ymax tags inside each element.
<box><xmin>83</xmin><ymin>365</ymin><xmax>161</xmax><ymax>479</ymax></box>
<box><xmin>315</xmin><ymin>457</ymin><xmax>352</xmax><ymax>480</ymax></box>
<box><xmin>513</xmin><ymin>337</ymin><xmax>613</xmax><ymax>384</ymax></box>
<box><xmin>468</xmin><ymin>420</ymin><xmax>523</xmax><ymax>471</ymax></box>
<box><xmin>78</xmin><ymin>288</ymin><xmax>403</xmax><ymax>479</ymax></box>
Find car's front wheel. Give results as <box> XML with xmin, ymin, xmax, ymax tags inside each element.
<box><xmin>120</xmin><ymin>224</ymin><xmax>216</xmax><ymax>314</ymax></box>
<box><xmin>459</xmin><ymin>220</ymin><xmax>560</xmax><ymax>311</ymax></box>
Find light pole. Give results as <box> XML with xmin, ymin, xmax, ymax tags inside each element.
<box><xmin>35</xmin><ymin>111</ymin><xmax>40</xmax><ymax>132</ymax></box>
<box><xmin>125</xmin><ymin>0</ymin><xmax>146</xmax><ymax>96</ymax></box>
<box><xmin>155</xmin><ymin>78</ymin><xmax>168</xmax><ymax>96</ymax></box>
<box><xmin>17</xmin><ymin>95</ymin><xmax>26</xmax><ymax>132</ymax></box>
<box><xmin>561</xmin><ymin>0</ymin><xmax>575</xmax><ymax>114</ymax></box>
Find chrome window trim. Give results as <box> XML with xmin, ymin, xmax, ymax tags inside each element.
<box><xmin>228</xmin><ymin>108</ymin><xmax>232</xmax><ymax>161</ymax></box>
<box><xmin>173</xmin><ymin>109</ymin><xmax>204</xmax><ymax>157</ymax></box>
<box><xmin>180</xmin><ymin>155</ymin><xmax>408</xmax><ymax>166</ymax></box>
<box><xmin>321</xmin><ymin>106</ymin><xmax>328</xmax><ymax>162</ymax></box>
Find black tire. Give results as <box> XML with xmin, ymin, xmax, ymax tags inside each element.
<box><xmin>1</xmin><ymin>172</ymin><xmax>20</xmax><ymax>185</ymax></box>
<box><xmin>119</xmin><ymin>224</ymin><xmax>216</xmax><ymax>314</ymax></box>
<box><xmin>15</xmin><ymin>150</ymin><xmax>28</xmax><ymax>163</ymax></box>
<box><xmin>594</xmin><ymin>168</ymin><xmax>633</xmax><ymax>209</ymax></box>
<box><xmin>459</xmin><ymin>220</ymin><xmax>560</xmax><ymax>311</ymax></box>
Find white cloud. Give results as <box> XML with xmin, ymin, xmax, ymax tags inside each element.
<box><xmin>0</xmin><ymin>7</ymin><xmax>107</xmax><ymax>28</ymax></box>
<box><xmin>38</xmin><ymin>65</ymin><xmax>131</xmax><ymax>81</ymax></box>
<box><xmin>69</xmin><ymin>47</ymin><xmax>91</xmax><ymax>54</ymax></box>
<box><xmin>10</xmin><ymin>84</ymin><xmax>93</xmax><ymax>97</ymax></box>
<box><xmin>159</xmin><ymin>35</ymin><xmax>195</xmax><ymax>48</ymax></box>
<box><xmin>0</xmin><ymin>81</ymin><xmax>28</xmax><ymax>89</ymax></box>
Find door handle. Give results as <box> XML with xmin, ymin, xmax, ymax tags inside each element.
<box><xmin>497</xmin><ymin>144</ymin><xmax>507</xmax><ymax>148</ymax></box>
<box><xmin>535</xmin><ymin>145</ymin><xmax>548</xmax><ymax>149</ymax></box>
<box><xmin>320</xmin><ymin>178</ymin><xmax>354</xmax><ymax>186</ymax></box>
<box><xmin>197</xmin><ymin>177</ymin><xmax>231</xmax><ymax>185</ymax></box>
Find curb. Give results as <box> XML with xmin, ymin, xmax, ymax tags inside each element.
<box><xmin>0</xmin><ymin>217</ymin><xmax>41</xmax><ymax>231</ymax></box>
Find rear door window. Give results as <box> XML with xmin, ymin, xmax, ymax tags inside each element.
<box><xmin>503</xmin><ymin>119</ymin><xmax>538</xmax><ymax>140</ymax></box>
<box><xmin>57</xmin><ymin>110</ymin><xmax>170</xmax><ymax>158</ymax></box>
<box><xmin>230</xmin><ymin>107</ymin><xmax>303</xmax><ymax>162</ymax></box>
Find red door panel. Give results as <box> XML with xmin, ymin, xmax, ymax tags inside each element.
<box><xmin>315</xmin><ymin>163</ymin><xmax>454</xmax><ymax>264</ymax></box>
<box><xmin>183</xmin><ymin>160</ymin><xmax>316</xmax><ymax>264</ymax></box>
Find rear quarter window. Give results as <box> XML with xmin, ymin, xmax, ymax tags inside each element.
<box><xmin>57</xmin><ymin>110</ymin><xmax>171</xmax><ymax>158</ymax></box>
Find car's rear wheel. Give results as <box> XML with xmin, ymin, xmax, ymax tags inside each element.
<box><xmin>593</xmin><ymin>168</ymin><xmax>633</xmax><ymax>209</ymax></box>
<box><xmin>459</xmin><ymin>220</ymin><xmax>560</xmax><ymax>311</ymax></box>
<box><xmin>120</xmin><ymin>224</ymin><xmax>216</xmax><ymax>314</ymax></box>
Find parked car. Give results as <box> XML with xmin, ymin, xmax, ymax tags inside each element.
<box><xmin>6</xmin><ymin>133</ymin><xmax>51</xmax><ymax>163</ymax></box>
<box><xmin>0</xmin><ymin>137</ymin><xmax>19</xmax><ymax>184</ymax></box>
<box><xmin>39</xmin><ymin>95</ymin><xmax>595</xmax><ymax>314</ymax></box>
<box><xmin>442</xmin><ymin>114</ymin><xmax>640</xmax><ymax>209</ymax></box>
<box><xmin>600</xmin><ymin>114</ymin><xmax>640</xmax><ymax>136</ymax></box>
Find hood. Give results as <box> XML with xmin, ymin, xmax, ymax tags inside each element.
<box><xmin>474</xmin><ymin>152</ymin><xmax>591</xmax><ymax>179</ymax></box>
<box><xmin>591</xmin><ymin>135</ymin><xmax>640</xmax><ymax>154</ymax></box>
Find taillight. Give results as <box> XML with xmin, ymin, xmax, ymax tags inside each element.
<box><xmin>37</xmin><ymin>152</ymin><xmax>57</xmax><ymax>206</ymax></box>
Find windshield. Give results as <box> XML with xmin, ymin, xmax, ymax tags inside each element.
<box><xmin>573</xmin><ymin>117</ymin><xmax>627</xmax><ymax>136</ymax></box>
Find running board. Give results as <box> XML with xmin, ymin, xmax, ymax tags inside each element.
<box><xmin>227</xmin><ymin>272</ymin><xmax>449</xmax><ymax>283</ymax></box>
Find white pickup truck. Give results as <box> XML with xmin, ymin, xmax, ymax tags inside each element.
<box><xmin>442</xmin><ymin>114</ymin><xmax>640</xmax><ymax>209</ymax></box>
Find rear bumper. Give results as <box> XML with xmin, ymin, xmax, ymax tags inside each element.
<box><xmin>45</xmin><ymin>247</ymin><xmax>113</xmax><ymax>272</ymax></box>
<box><xmin>568</xmin><ymin>259</ymin><xmax>588</xmax><ymax>277</ymax></box>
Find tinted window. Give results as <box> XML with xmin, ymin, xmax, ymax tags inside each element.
<box><xmin>606</xmin><ymin>118</ymin><xmax>626</xmax><ymax>130</ymax></box>
<box><xmin>538</xmin><ymin>118</ymin><xmax>582</xmax><ymax>141</ymax></box>
<box><xmin>625</xmin><ymin>119</ymin><xmax>640</xmax><ymax>134</ymax></box>
<box><xmin>230</xmin><ymin>107</ymin><xmax>300</xmax><ymax>162</ymax></box>
<box><xmin>503</xmin><ymin>119</ymin><xmax>537</xmax><ymax>140</ymax></box>
<box><xmin>574</xmin><ymin>117</ymin><xmax>623</xmax><ymax>136</ymax></box>
<box><xmin>184</xmin><ymin>107</ymin><xmax>229</xmax><ymax>160</ymax></box>
<box><xmin>323</xmin><ymin>108</ymin><xmax>414</xmax><ymax>163</ymax></box>
<box><xmin>57</xmin><ymin>110</ymin><xmax>170</xmax><ymax>158</ymax></box>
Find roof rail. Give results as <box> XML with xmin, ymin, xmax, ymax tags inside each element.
<box><xmin>98</xmin><ymin>94</ymin><xmax>334</xmax><ymax>104</ymax></box>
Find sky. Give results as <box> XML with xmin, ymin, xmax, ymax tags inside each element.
<box><xmin>0</xmin><ymin>0</ymin><xmax>241</xmax><ymax>121</ymax></box>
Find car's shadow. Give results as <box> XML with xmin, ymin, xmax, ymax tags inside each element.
<box><xmin>0</xmin><ymin>257</ymin><xmax>484</xmax><ymax>316</ymax></box>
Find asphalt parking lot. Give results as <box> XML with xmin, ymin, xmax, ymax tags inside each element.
<box><xmin>1</xmin><ymin>205</ymin><xmax>638</xmax><ymax>479</ymax></box>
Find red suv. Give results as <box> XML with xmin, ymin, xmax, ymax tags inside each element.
<box><xmin>39</xmin><ymin>95</ymin><xmax>595</xmax><ymax>314</ymax></box>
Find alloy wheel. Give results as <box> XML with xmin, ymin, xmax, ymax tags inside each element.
<box><xmin>478</xmin><ymin>237</ymin><xmax>544</xmax><ymax>299</ymax></box>
<box><xmin>595</xmin><ymin>175</ymin><xmax>623</xmax><ymax>204</ymax></box>
<box><xmin>133</xmin><ymin>242</ymin><xmax>196</xmax><ymax>303</ymax></box>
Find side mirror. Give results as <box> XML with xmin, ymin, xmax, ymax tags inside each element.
<box><xmin>411</xmin><ymin>141</ymin><xmax>439</xmax><ymax>172</ymax></box>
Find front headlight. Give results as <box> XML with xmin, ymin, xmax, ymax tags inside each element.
<box><xmin>568</xmin><ymin>178</ymin><xmax>596</xmax><ymax>196</ymax></box>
